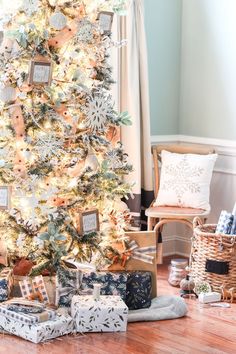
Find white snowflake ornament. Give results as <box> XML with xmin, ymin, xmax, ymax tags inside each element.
<box><xmin>35</xmin><ymin>133</ymin><xmax>64</xmax><ymax>159</ymax></box>
<box><xmin>84</xmin><ymin>95</ymin><xmax>110</xmax><ymax>132</ymax></box>
<box><xmin>77</xmin><ymin>19</ymin><xmax>94</xmax><ymax>43</ymax></box>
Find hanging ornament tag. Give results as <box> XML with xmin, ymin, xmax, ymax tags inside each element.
<box><xmin>29</xmin><ymin>56</ymin><xmax>53</xmax><ymax>86</ymax></box>
<box><xmin>75</xmin><ymin>209</ymin><xmax>100</xmax><ymax>236</ymax></box>
<box><xmin>0</xmin><ymin>186</ymin><xmax>11</xmax><ymax>210</ymax></box>
<box><xmin>98</xmin><ymin>11</ymin><xmax>114</xmax><ymax>34</ymax></box>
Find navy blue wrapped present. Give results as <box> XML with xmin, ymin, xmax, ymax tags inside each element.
<box><xmin>80</xmin><ymin>271</ymin><xmax>127</xmax><ymax>300</ymax></box>
<box><xmin>80</xmin><ymin>271</ymin><xmax>152</xmax><ymax>310</ymax></box>
<box><xmin>125</xmin><ymin>271</ymin><xmax>152</xmax><ymax>310</ymax></box>
<box><xmin>0</xmin><ymin>268</ymin><xmax>13</xmax><ymax>302</ymax></box>
<box><xmin>230</xmin><ymin>216</ymin><xmax>236</xmax><ymax>235</ymax></box>
<box><xmin>55</xmin><ymin>267</ymin><xmax>82</xmax><ymax>307</ymax></box>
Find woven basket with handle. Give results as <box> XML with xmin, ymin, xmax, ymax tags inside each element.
<box><xmin>190</xmin><ymin>217</ymin><xmax>236</xmax><ymax>292</ymax></box>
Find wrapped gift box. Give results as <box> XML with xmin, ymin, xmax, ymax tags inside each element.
<box><xmin>216</xmin><ymin>210</ymin><xmax>234</xmax><ymax>234</ymax></box>
<box><xmin>108</xmin><ymin>231</ymin><xmax>157</xmax><ymax>298</ymax></box>
<box><xmin>12</xmin><ymin>275</ymin><xmax>56</xmax><ymax>305</ymax></box>
<box><xmin>80</xmin><ymin>272</ymin><xmax>127</xmax><ymax>300</ymax></box>
<box><xmin>125</xmin><ymin>271</ymin><xmax>152</xmax><ymax>310</ymax></box>
<box><xmin>72</xmin><ymin>295</ymin><xmax>128</xmax><ymax>332</ymax></box>
<box><xmin>56</xmin><ymin>266</ymin><xmax>82</xmax><ymax>307</ymax></box>
<box><xmin>19</xmin><ymin>275</ymin><xmax>50</xmax><ymax>303</ymax></box>
<box><xmin>0</xmin><ymin>268</ymin><xmax>13</xmax><ymax>302</ymax></box>
<box><xmin>0</xmin><ymin>313</ymin><xmax>74</xmax><ymax>343</ymax></box>
<box><xmin>0</xmin><ymin>305</ymin><xmax>56</xmax><ymax>324</ymax></box>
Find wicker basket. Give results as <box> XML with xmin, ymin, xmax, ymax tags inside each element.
<box><xmin>190</xmin><ymin>217</ymin><xmax>236</xmax><ymax>292</ymax></box>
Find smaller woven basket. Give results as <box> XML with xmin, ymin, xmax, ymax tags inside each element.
<box><xmin>190</xmin><ymin>217</ymin><xmax>236</xmax><ymax>292</ymax></box>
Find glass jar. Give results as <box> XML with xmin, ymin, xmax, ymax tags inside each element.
<box><xmin>168</xmin><ymin>258</ymin><xmax>188</xmax><ymax>287</ymax></box>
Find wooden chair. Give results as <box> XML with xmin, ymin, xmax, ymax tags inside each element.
<box><xmin>145</xmin><ymin>144</ymin><xmax>215</xmax><ymax>263</ymax></box>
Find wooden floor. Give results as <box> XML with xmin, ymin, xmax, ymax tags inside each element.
<box><xmin>1</xmin><ymin>257</ymin><xmax>236</xmax><ymax>354</ymax></box>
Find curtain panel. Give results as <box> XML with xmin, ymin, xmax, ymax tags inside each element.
<box><xmin>118</xmin><ymin>0</ymin><xmax>154</xmax><ymax>230</ymax></box>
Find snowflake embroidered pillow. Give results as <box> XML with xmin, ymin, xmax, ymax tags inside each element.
<box><xmin>154</xmin><ymin>150</ymin><xmax>217</xmax><ymax>210</ymax></box>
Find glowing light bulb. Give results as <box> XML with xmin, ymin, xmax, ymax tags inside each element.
<box><xmin>20</xmin><ymin>198</ymin><xmax>29</xmax><ymax>208</ymax></box>
<box><xmin>15</xmin><ymin>140</ymin><xmax>25</xmax><ymax>149</ymax></box>
<box><xmin>78</xmin><ymin>122</ymin><xmax>86</xmax><ymax>130</ymax></box>
<box><xmin>44</xmin><ymin>121</ymin><xmax>52</xmax><ymax>130</ymax></box>
<box><xmin>68</xmin><ymin>178</ymin><xmax>77</xmax><ymax>188</ymax></box>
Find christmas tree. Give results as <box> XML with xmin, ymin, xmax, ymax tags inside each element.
<box><xmin>0</xmin><ymin>0</ymin><xmax>132</xmax><ymax>275</ymax></box>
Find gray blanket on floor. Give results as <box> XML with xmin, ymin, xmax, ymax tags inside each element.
<box><xmin>128</xmin><ymin>295</ymin><xmax>188</xmax><ymax>322</ymax></box>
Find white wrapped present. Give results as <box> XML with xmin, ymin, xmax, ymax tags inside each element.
<box><xmin>0</xmin><ymin>313</ymin><xmax>73</xmax><ymax>343</ymax></box>
<box><xmin>71</xmin><ymin>295</ymin><xmax>128</xmax><ymax>332</ymax></box>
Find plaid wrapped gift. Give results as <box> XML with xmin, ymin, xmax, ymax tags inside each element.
<box><xmin>19</xmin><ymin>275</ymin><xmax>49</xmax><ymax>304</ymax></box>
<box><xmin>0</xmin><ymin>268</ymin><xmax>13</xmax><ymax>302</ymax></box>
<box><xmin>0</xmin><ymin>305</ymin><xmax>56</xmax><ymax>324</ymax></box>
<box><xmin>216</xmin><ymin>210</ymin><xmax>234</xmax><ymax>234</ymax></box>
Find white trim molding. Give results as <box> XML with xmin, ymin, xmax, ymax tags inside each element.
<box><xmin>151</xmin><ymin>134</ymin><xmax>236</xmax><ymax>150</ymax></box>
<box><xmin>151</xmin><ymin>134</ymin><xmax>236</xmax><ymax>175</ymax></box>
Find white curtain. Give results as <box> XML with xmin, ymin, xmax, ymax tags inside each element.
<box><xmin>119</xmin><ymin>0</ymin><xmax>154</xmax><ymax>230</ymax></box>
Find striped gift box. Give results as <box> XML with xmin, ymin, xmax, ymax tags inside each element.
<box><xmin>0</xmin><ymin>305</ymin><xmax>56</xmax><ymax>325</ymax></box>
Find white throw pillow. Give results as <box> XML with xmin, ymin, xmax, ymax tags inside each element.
<box><xmin>154</xmin><ymin>150</ymin><xmax>217</xmax><ymax>210</ymax></box>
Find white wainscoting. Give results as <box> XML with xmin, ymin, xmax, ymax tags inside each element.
<box><xmin>151</xmin><ymin>135</ymin><xmax>236</xmax><ymax>257</ymax></box>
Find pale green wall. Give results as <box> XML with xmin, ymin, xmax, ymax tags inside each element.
<box><xmin>180</xmin><ymin>0</ymin><xmax>236</xmax><ymax>140</ymax></box>
<box><xmin>145</xmin><ymin>0</ymin><xmax>182</xmax><ymax>136</ymax></box>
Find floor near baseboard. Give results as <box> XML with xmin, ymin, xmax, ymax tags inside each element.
<box><xmin>1</xmin><ymin>256</ymin><xmax>235</xmax><ymax>354</ymax></box>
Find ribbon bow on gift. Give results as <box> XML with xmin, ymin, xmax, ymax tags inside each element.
<box><xmin>113</xmin><ymin>240</ymin><xmax>156</xmax><ymax>268</ymax></box>
<box><xmin>56</xmin><ymin>260</ymin><xmax>96</xmax><ymax>306</ymax></box>
<box><xmin>55</xmin><ymin>267</ymin><xmax>83</xmax><ymax>307</ymax></box>
<box><xmin>56</xmin><ymin>272</ymin><xmax>82</xmax><ymax>298</ymax></box>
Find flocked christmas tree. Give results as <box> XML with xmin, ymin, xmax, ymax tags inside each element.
<box><xmin>0</xmin><ymin>0</ymin><xmax>132</xmax><ymax>275</ymax></box>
